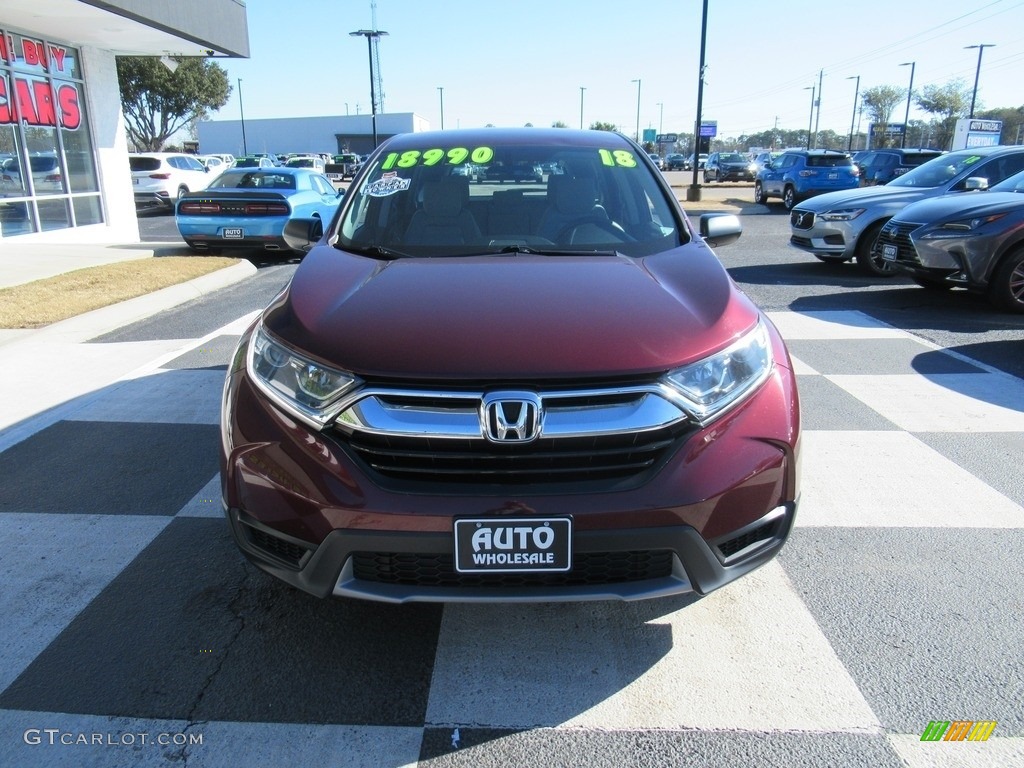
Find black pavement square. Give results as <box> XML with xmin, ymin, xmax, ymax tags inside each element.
<box><xmin>0</xmin><ymin>421</ymin><xmax>219</xmax><ymax>516</ymax></box>
<box><xmin>779</xmin><ymin>527</ymin><xmax>1024</xmax><ymax>736</ymax></box>
<box><xmin>796</xmin><ymin>375</ymin><xmax>899</xmax><ymax>431</ymax></box>
<box><xmin>160</xmin><ymin>334</ymin><xmax>240</xmax><ymax>370</ymax></box>
<box><xmin>0</xmin><ymin>518</ymin><xmax>443</xmax><ymax>726</ymax></box>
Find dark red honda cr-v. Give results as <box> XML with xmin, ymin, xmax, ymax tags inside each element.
<box><xmin>221</xmin><ymin>127</ymin><xmax>800</xmax><ymax>603</ymax></box>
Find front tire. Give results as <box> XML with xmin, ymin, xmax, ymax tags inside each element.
<box><xmin>753</xmin><ymin>181</ymin><xmax>767</xmax><ymax>205</ymax></box>
<box><xmin>988</xmin><ymin>248</ymin><xmax>1024</xmax><ymax>313</ymax></box>
<box><xmin>854</xmin><ymin>220</ymin><xmax>897</xmax><ymax>276</ymax></box>
<box><xmin>782</xmin><ymin>186</ymin><xmax>798</xmax><ymax>211</ymax></box>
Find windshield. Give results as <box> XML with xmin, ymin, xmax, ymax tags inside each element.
<box><xmin>209</xmin><ymin>171</ymin><xmax>297</xmax><ymax>190</ymax></box>
<box><xmin>888</xmin><ymin>150</ymin><xmax>988</xmax><ymax>188</ymax></box>
<box><xmin>720</xmin><ymin>154</ymin><xmax>748</xmax><ymax>163</ymax></box>
<box><xmin>335</xmin><ymin>133</ymin><xmax>684</xmax><ymax>258</ymax></box>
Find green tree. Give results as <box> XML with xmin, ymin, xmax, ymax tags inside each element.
<box><xmin>116</xmin><ymin>56</ymin><xmax>231</xmax><ymax>151</ymax></box>
<box><xmin>589</xmin><ymin>121</ymin><xmax>618</xmax><ymax>132</ymax></box>
<box><xmin>861</xmin><ymin>85</ymin><xmax>906</xmax><ymax>148</ymax></box>
<box><xmin>916</xmin><ymin>80</ymin><xmax>972</xmax><ymax>150</ymax></box>
<box><xmin>551</xmin><ymin>120</ymin><xmax>568</xmax><ymax>128</ymax></box>
<box><xmin>977</xmin><ymin>106</ymin><xmax>1024</xmax><ymax>147</ymax></box>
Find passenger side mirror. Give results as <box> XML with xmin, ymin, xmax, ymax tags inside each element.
<box><xmin>963</xmin><ymin>177</ymin><xmax>989</xmax><ymax>191</ymax></box>
<box><xmin>699</xmin><ymin>213</ymin><xmax>742</xmax><ymax>248</ymax></box>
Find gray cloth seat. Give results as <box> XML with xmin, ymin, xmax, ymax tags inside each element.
<box><xmin>536</xmin><ymin>175</ymin><xmax>610</xmax><ymax>243</ymax></box>
<box><xmin>403</xmin><ymin>178</ymin><xmax>481</xmax><ymax>246</ymax></box>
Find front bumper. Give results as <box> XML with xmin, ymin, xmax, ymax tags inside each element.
<box><xmin>226</xmin><ymin>503</ymin><xmax>796</xmax><ymax>603</ymax></box>
<box><xmin>789</xmin><ymin>211</ymin><xmax>861</xmax><ymax>259</ymax></box>
<box><xmin>221</xmin><ymin>327</ymin><xmax>801</xmax><ymax>603</ymax></box>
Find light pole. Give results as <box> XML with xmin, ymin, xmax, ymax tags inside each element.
<box><xmin>845</xmin><ymin>75</ymin><xmax>860</xmax><ymax>152</ymax></box>
<box><xmin>657</xmin><ymin>102</ymin><xmax>664</xmax><ymax>136</ymax></box>
<box><xmin>437</xmin><ymin>86</ymin><xmax>444</xmax><ymax>130</ymax></box>
<box><xmin>813</xmin><ymin>69</ymin><xmax>823</xmax><ymax>149</ymax></box>
<box><xmin>686</xmin><ymin>0</ymin><xmax>708</xmax><ymax>202</ymax></box>
<box><xmin>900</xmin><ymin>62</ymin><xmax>915</xmax><ymax>147</ymax></box>
<box><xmin>965</xmin><ymin>44</ymin><xmax>994</xmax><ymax>119</ymax></box>
<box><xmin>804</xmin><ymin>85</ymin><xmax>816</xmax><ymax>150</ymax></box>
<box><xmin>350</xmin><ymin>29</ymin><xmax>389</xmax><ymax>149</ymax></box>
<box><xmin>631</xmin><ymin>79</ymin><xmax>641</xmax><ymax>143</ymax></box>
<box><xmin>237</xmin><ymin>78</ymin><xmax>247</xmax><ymax>156</ymax></box>
<box><xmin>579</xmin><ymin>86</ymin><xmax>586</xmax><ymax>129</ymax></box>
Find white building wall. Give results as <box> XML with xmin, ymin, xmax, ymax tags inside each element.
<box><xmin>16</xmin><ymin>46</ymin><xmax>140</xmax><ymax>244</ymax></box>
<box><xmin>198</xmin><ymin>113</ymin><xmax>429</xmax><ymax>156</ymax></box>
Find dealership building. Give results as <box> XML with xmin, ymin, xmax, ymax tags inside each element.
<box><xmin>198</xmin><ymin>113</ymin><xmax>430</xmax><ymax>159</ymax></box>
<box><xmin>1</xmin><ymin>0</ymin><xmax>250</xmax><ymax>245</ymax></box>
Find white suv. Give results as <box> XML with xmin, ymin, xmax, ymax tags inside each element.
<box><xmin>130</xmin><ymin>152</ymin><xmax>212</xmax><ymax>212</ymax></box>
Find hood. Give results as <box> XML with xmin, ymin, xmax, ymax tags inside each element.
<box><xmin>795</xmin><ymin>184</ymin><xmax>941</xmax><ymax>212</ymax></box>
<box><xmin>894</xmin><ymin>191</ymin><xmax>1024</xmax><ymax>225</ymax></box>
<box><xmin>264</xmin><ymin>244</ymin><xmax>759</xmax><ymax>380</ymax></box>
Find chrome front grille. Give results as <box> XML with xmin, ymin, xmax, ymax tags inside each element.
<box><xmin>790</xmin><ymin>210</ymin><xmax>815</xmax><ymax>229</ymax></box>
<box><xmin>331</xmin><ymin>383</ymin><xmax>691</xmax><ymax>486</ymax></box>
<box><xmin>876</xmin><ymin>220</ymin><xmax>921</xmax><ymax>265</ymax></box>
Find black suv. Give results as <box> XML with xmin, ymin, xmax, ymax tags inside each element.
<box><xmin>704</xmin><ymin>152</ymin><xmax>756</xmax><ymax>183</ymax></box>
<box><xmin>854</xmin><ymin>148</ymin><xmax>944</xmax><ymax>186</ymax></box>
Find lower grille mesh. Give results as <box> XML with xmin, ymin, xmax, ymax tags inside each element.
<box><xmin>352</xmin><ymin>550</ymin><xmax>674</xmax><ymax>587</ymax></box>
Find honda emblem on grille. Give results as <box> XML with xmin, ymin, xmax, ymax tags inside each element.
<box><xmin>481</xmin><ymin>391</ymin><xmax>542</xmax><ymax>443</ymax></box>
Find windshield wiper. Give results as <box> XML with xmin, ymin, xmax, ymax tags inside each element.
<box><xmin>497</xmin><ymin>244</ymin><xmax>620</xmax><ymax>257</ymax></box>
<box><xmin>341</xmin><ymin>243</ymin><xmax>409</xmax><ymax>260</ymax></box>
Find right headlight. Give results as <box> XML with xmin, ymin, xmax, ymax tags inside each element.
<box><xmin>663</xmin><ymin>321</ymin><xmax>773</xmax><ymax>425</ymax></box>
<box><xmin>247</xmin><ymin>323</ymin><xmax>361</xmax><ymax>429</ymax></box>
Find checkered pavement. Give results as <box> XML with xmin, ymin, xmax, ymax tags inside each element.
<box><xmin>0</xmin><ymin>308</ymin><xmax>1021</xmax><ymax>767</ymax></box>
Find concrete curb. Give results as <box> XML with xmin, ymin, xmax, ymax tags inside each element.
<box><xmin>0</xmin><ymin>260</ymin><xmax>258</xmax><ymax>347</ymax></box>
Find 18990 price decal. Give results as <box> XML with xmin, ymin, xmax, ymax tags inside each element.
<box><xmin>380</xmin><ymin>146</ymin><xmax>495</xmax><ymax>169</ymax></box>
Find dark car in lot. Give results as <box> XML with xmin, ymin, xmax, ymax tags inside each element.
<box><xmin>754</xmin><ymin>149</ymin><xmax>860</xmax><ymax>210</ymax></box>
<box><xmin>788</xmin><ymin>145</ymin><xmax>1024</xmax><ymax>275</ymax></box>
<box><xmin>854</xmin><ymin>148</ymin><xmax>944</xmax><ymax>186</ymax></box>
<box><xmin>872</xmin><ymin>168</ymin><xmax>1024</xmax><ymax>312</ymax></box>
<box><xmin>220</xmin><ymin>127</ymin><xmax>801</xmax><ymax>604</ymax></box>
<box><xmin>704</xmin><ymin>152</ymin><xmax>757</xmax><ymax>183</ymax></box>
<box><xmin>665</xmin><ymin>153</ymin><xmax>687</xmax><ymax>171</ymax></box>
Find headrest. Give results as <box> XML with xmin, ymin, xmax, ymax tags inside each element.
<box><xmin>421</xmin><ymin>179</ymin><xmax>466</xmax><ymax>217</ymax></box>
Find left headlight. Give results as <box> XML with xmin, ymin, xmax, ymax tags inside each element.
<box><xmin>920</xmin><ymin>212</ymin><xmax>1008</xmax><ymax>239</ymax></box>
<box><xmin>247</xmin><ymin>323</ymin><xmax>361</xmax><ymax>429</ymax></box>
<box><xmin>663</xmin><ymin>321</ymin><xmax>773</xmax><ymax>425</ymax></box>
<box><xmin>819</xmin><ymin>208</ymin><xmax>865</xmax><ymax>222</ymax></box>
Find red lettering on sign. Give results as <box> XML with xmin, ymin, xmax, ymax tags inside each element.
<box><xmin>49</xmin><ymin>46</ymin><xmax>67</xmax><ymax>73</ymax></box>
<box><xmin>14</xmin><ymin>79</ymin><xmax>38</xmax><ymax>124</ymax></box>
<box><xmin>0</xmin><ymin>76</ymin><xmax>79</xmax><ymax>129</ymax></box>
<box><xmin>57</xmin><ymin>84</ymin><xmax>80</xmax><ymax>129</ymax></box>
<box><xmin>31</xmin><ymin>81</ymin><xmax>56</xmax><ymax>126</ymax></box>
<box><xmin>0</xmin><ymin>35</ymin><xmax>9</xmax><ymax>65</ymax></box>
<box><xmin>0</xmin><ymin>78</ymin><xmax>13</xmax><ymax>123</ymax></box>
<box><xmin>22</xmin><ymin>38</ymin><xmax>45</xmax><ymax>67</ymax></box>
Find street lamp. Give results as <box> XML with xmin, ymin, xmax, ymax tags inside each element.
<box><xmin>657</xmin><ymin>102</ymin><xmax>664</xmax><ymax>137</ymax></box>
<box><xmin>349</xmin><ymin>29</ymin><xmax>389</xmax><ymax>149</ymax></box>
<box><xmin>579</xmin><ymin>86</ymin><xmax>586</xmax><ymax>129</ymax></box>
<box><xmin>804</xmin><ymin>85</ymin><xmax>816</xmax><ymax>150</ymax></box>
<box><xmin>965</xmin><ymin>44</ymin><xmax>994</xmax><ymax>119</ymax></box>
<box><xmin>686</xmin><ymin>0</ymin><xmax>708</xmax><ymax>203</ymax></box>
<box><xmin>437</xmin><ymin>86</ymin><xmax>444</xmax><ymax>130</ymax></box>
<box><xmin>846</xmin><ymin>75</ymin><xmax>859</xmax><ymax>152</ymax></box>
<box><xmin>237</xmin><ymin>78</ymin><xmax>247</xmax><ymax>156</ymax></box>
<box><xmin>900</xmin><ymin>62</ymin><xmax>915</xmax><ymax>147</ymax></box>
<box><xmin>631</xmin><ymin>79</ymin><xmax>641</xmax><ymax>143</ymax></box>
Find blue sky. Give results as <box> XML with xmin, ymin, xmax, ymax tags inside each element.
<box><xmin>212</xmin><ymin>0</ymin><xmax>1024</xmax><ymax>140</ymax></box>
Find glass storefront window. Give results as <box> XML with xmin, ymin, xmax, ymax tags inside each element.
<box><xmin>0</xmin><ymin>30</ymin><xmax>102</xmax><ymax>235</ymax></box>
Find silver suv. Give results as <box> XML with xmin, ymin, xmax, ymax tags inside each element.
<box><xmin>788</xmin><ymin>145</ymin><xmax>1024</xmax><ymax>275</ymax></box>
